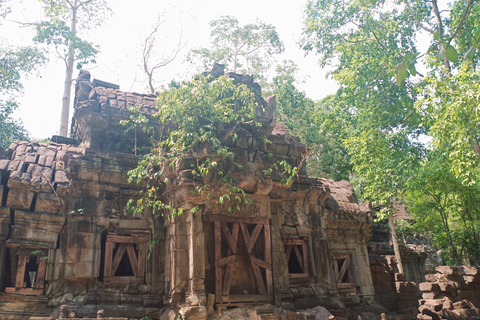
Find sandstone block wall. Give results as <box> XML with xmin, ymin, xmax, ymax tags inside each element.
<box><xmin>0</xmin><ymin>140</ymin><xmax>164</xmax><ymax>319</ymax></box>
<box><xmin>418</xmin><ymin>266</ymin><xmax>480</xmax><ymax>319</ymax></box>
<box><xmin>369</xmin><ymin>256</ymin><xmax>420</xmax><ymax>315</ymax></box>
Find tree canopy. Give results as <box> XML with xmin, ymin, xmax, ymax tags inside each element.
<box><xmin>188</xmin><ymin>16</ymin><xmax>284</xmax><ymax>84</ymax></box>
<box><xmin>301</xmin><ymin>0</ymin><xmax>480</xmax><ymax>264</ymax></box>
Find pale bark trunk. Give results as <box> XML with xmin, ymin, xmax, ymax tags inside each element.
<box><xmin>59</xmin><ymin>4</ymin><xmax>78</xmax><ymax>137</ymax></box>
<box><xmin>389</xmin><ymin>215</ymin><xmax>404</xmax><ymax>274</ymax></box>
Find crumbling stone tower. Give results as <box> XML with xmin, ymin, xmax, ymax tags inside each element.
<box><xmin>0</xmin><ymin>67</ymin><xmax>377</xmax><ymax>319</ymax></box>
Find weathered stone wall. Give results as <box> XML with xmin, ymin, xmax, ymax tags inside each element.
<box><xmin>72</xmin><ymin>70</ymin><xmax>159</xmax><ymax>154</ymax></box>
<box><xmin>0</xmin><ymin>139</ymin><xmax>164</xmax><ymax>319</ymax></box>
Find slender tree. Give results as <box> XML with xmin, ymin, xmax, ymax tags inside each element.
<box><xmin>142</xmin><ymin>16</ymin><xmax>187</xmax><ymax>94</ymax></box>
<box><xmin>33</xmin><ymin>0</ymin><xmax>110</xmax><ymax>137</ymax></box>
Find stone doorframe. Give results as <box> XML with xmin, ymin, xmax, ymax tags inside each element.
<box><xmin>202</xmin><ymin>215</ymin><xmax>273</xmax><ymax>305</ymax></box>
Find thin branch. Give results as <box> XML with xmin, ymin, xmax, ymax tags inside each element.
<box><xmin>41</xmin><ymin>171</ymin><xmax>61</xmax><ymax>206</ymax></box>
<box><xmin>345</xmin><ymin>37</ymin><xmax>377</xmax><ymax>44</ymax></box>
<box><xmin>449</xmin><ymin>0</ymin><xmax>476</xmax><ymax>42</ymax></box>
<box><xmin>431</xmin><ymin>0</ymin><xmax>443</xmax><ymax>37</ymax></box>
<box><xmin>6</xmin><ymin>19</ymin><xmax>35</xmax><ymax>27</ymax></box>
<box><xmin>403</xmin><ymin>0</ymin><xmax>435</xmax><ymax>34</ymax></box>
<box><xmin>432</xmin><ymin>0</ymin><xmax>451</xmax><ymax>74</ymax></box>
<box><xmin>77</xmin><ymin>0</ymin><xmax>94</xmax><ymax>9</ymax></box>
<box><xmin>371</xmin><ymin>30</ymin><xmax>386</xmax><ymax>49</ymax></box>
<box><xmin>151</xmin><ymin>30</ymin><xmax>187</xmax><ymax>71</ymax></box>
<box><xmin>55</xmin><ymin>46</ymin><xmax>68</xmax><ymax>67</ymax></box>
<box><xmin>142</xmin><ymin>21</ymin><xmax>188</xmax><ymax>94</ymax></box>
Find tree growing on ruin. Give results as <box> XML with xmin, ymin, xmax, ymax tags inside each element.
<box><xmin>127</xmin><ymin>74</ymin><xmax>259</xmax><ymax>216</ymax></box>
<box><xmin>142</xmin><ymin>16</ymin><xmax>187</xmax><ymax>94</ymax></box>
<box><xmin>187</xmin><ymin>16</ymin><xmax>284</xmax><ymax>84</ymax></box>
<box><xmin>33</xmin><ymin>0</ymin><xmax>111</xmax><ymax>137</ymax></box>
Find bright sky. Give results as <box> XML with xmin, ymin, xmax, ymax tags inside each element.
<box><xmin>3</xmin><ymin>0</ymin><xmax>338</xmax><ymax>140</ymax></box>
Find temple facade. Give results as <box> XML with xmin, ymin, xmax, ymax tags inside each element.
<box><xmin>0</xmin><ymin>68</ymin><xmax>381</xmax><ymax>319</ymax></box>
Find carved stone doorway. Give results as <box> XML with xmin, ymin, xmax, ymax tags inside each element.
<box><xmin>203</xmin><ymin>215</ymin><xmax>273</xmax><ymax>306</ymax></box>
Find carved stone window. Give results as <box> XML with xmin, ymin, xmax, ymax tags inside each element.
<box><xmin>103</xmin><ymin>234</ymin><xmax>147</xmax><ymax>284</ymax></box>
<box><xmin>283</xmin><ymin>238</ymin><xmax>309</xmax><ymax>278</ymax></box>
<box><xmin>333</xmin><ymin>253</ymin><xmax>354</xmax><ymax>289</ymax></box>
<box><xmin>4</xmin><ymin>247</ymin><xmax>47</xmax><ymax>295</ymax></box>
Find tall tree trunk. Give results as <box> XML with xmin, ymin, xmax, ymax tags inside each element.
<box><xmin>59</xmin><ymin>4</ymin><xmax>77</xmax><ymax>137</ymax></box>
<box><xmin>389</xmin><ymin>215</ymin><xmax>404</xmax><ymax>274</ymax></box>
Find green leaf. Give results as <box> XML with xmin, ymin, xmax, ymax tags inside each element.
<box><xmin>473</xmin><ymin>38</ymin><xmax>480</xmax><ymax>49</ymax></box>
<box><xmin>438</xmin><ymin>46</ymin><xmax>445</xmax><ymax>62</ymax></box>
<box><xmin>407</xmin><ymin>59</ymin><xmax>416</xmax><ymax>76</ymax></box>
<box><xmin>434</xmin><ymin>31</ymin><xmax>440</xmax><ymax>40</ymax></box>
<box><xmin>464</xmin><ymin>47</ymin><xmax>475</xmax><ymax>61</ymax></box>
<box><xmin>445</xmin><ymin>44</ymin><xmax>458</xmax><ymax>63</ymax></box>
<box><xmin>407</xmin><ymin>64</ymin><xmax>416</xmax><ymax>77</ymax></box>
<box><xmin>396</xmin><ymin>61</ymin><xmax>407</xmax><ymax>85</ymax></box>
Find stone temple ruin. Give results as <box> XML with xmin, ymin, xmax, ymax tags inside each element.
<box><xmin>0</xmin><ymin>66</ymin><xmax>479</xmax><ymax>320</ymax></box>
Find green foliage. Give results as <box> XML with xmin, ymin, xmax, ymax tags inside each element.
<box><xmin>33</xmin><ymin>19</ymin><xmax>97</xmax><ymax>69</ymax></box>
<box><xmin>346</xmin><ymin>129</ymin><xmax>424</xmax><ymax>204</ymax></box>
<box><xmin>269</xmin><ymin>60</ymin><xmax>352</xmax><ymax>180</ymax></box>
<box><xmin>301</xmin><ymin>0</ymin><xmax>424</xmax><ymax>189</ymax></box>
<box><xmin>0</xmin><ymin>0</ymin><xmax>10</xmax><ymax>19</ymax></box>
<box><xmin>188</xmin><ymin>16</ymin><xmax>284</xmax><ymax>84</ymax></box>
<box><xmin>0</xmin><ymin>46</ymin><xmax>44</xmax><ymax>91</ymax></box>
<box><xmin>119</xmin><ymin>106</ymin><xmax>152</xmax><ymax>156</ymax></box>
<box><xmin>32</xmin><ymin>0</ymin><xmax>109</xmax><ymax>70</ymax></box>
<box><xmin>309</xmin><ymin>95</ymin><xmax>355</xmax><ymax>181</ymax></box>
<box><xmin>156</xmin><ymin>75</ymin><xmax>257</xmax><ymax>155</ymax></box>
<box><xmin>301</xmin><ymin>0</ymin><xmax>480</xmax><ymax>265</ymax></box>
<box><xmin>127</xmin><ymin>75</ymin><xmax>260</xmax><ymax>216</ymax></box>
<box><xmin>0</xmin><ymin>46</ymin><xmax>44</xmax><ymax>148</ymax></box>
<box><xmin>0</xmin><ymin>101</ymin><xmax>29</xmax><ymax>149</ymax></box>
<box><xmin>423</xmin><ymin>66</ymin><xmax>480</xmax><ymax>186</ymax></box>
<box><xmin>271</xmin><ymin>61</ymin><xmax>315</xmax><ymax>143</ymax></box>
<box><xmin>300</xmin><ymin>0</ymin><xmax>479</xmax><ymax>192</ymax></box>
<box><xmin>406</xmin><ymin>149</ymin><xmax>480</xmax><ymax>265</ymax></box>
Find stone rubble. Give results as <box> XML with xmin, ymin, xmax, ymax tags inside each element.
<box><xmin>417</xmin><ymin>266</ymin><xmax>480</xmax><ymax>320</ymax></box>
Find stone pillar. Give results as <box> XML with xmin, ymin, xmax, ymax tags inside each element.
<box><xmin>165</xmin><ymin>214</ymin><xmax>189</xmax><ymax>305</ymax></box>
<box><xmin>186</xmin><ymin>209</ymin><xmax>206</xmax><ymax>306</ymax></box>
